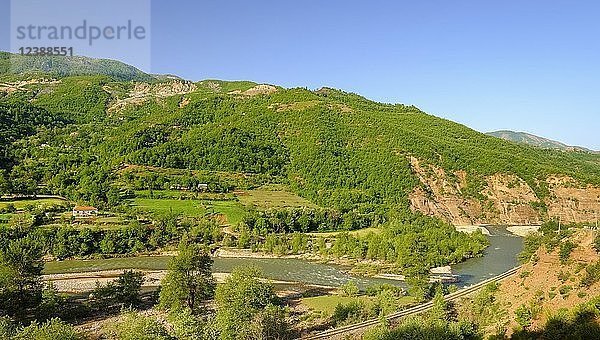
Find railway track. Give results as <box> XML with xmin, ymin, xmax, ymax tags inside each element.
<box><xmin>306</xmin><ymin>266</ymin><xmax>521</xmax><ymax>339</ymax></box>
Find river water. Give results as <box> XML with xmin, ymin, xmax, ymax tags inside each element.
<box><xmin>452</xmin><ymin>225</ymin><xmax>523</xmax><ymax>288</ymax></box>
<box><xmin>44</xmin><ymin>226</ymin><xmax>523</xmax><ymax>289</ymax></box>
<box><xmin>212</xmin><ymin>226</ymin><xmax>523</xmax><ymax>289</ymax></box>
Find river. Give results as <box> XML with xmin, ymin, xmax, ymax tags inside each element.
<box><xmin>44</xmin><ymin>226</ymin><xmax>523</xmax><ymax>289</ymax></box>
<box><xmin>212</xmin><ymin>226</ymin><xmax>523</xmax><ymax>289</ymax></box>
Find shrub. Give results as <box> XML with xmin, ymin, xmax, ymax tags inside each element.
<box><xmin>559</xmin><ymin>285</ymin><xmax>572</xmax><ymax>297</ymax></box>
<box><xmin>332</xmin><ymin>300</ymin><xmax>367</xmax><ymax>325</ymax></box>
<box><xmin>167</xmin><ymin>308</ymin><xmax>206</xmax><ymax>340</ymax></box>
<box><xmin>581</xmin><ymin>261</ymin><xmax>600</xmax><ymax>287</ymax></box>
<box><xmin>515</xmin><ymin>304</ymin><xmax>533</xmax><ymax>329</ymax></box>
<box><xmin>107</xmin><ymin>312</ymin><xmax>171</xmax><ymax>340</ymax></box>
<box><xmin>13</xmin><ymin>318</ymin><xmax>83</xmax><ymax>340</ymax></box>
<box><xmin>559</xmin><ymin>241</ymin><xmax>576</xmax><ymax>264</ymax></box>
<box><xmin>339</xmin><ymin>281</ymin><xmax>359</xmax><ymax>297</ymax></box>
<box><xmin>90</xmin><ymin>270</ymin><xmax>144</xmax><ymax>310</ymax></box>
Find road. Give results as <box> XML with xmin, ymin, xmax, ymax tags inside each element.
<box><xmin>306</xmin><ymin>266</ymin><xmax>521</xmax><ymax>339</ymax></box>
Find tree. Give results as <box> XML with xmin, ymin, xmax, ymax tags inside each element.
<box><xmin>0</xmin><ymin>237</ymin><xmax>44</xmax><ymax>320</ymax></box>
<box><xmin>115</xmin><ymin>270</ymin><xmax>145</xmax><ymax>307</ymax></box>
<box><xmin>90</xmin><ymin>270</ymin><xmax>144</xmax><ymax>310</ymax></box>
<box><xmin>159</xmin><ymin>241</ymin><xmax>215</xmax><ymax>313</ymax></box>
<box><xmin>429</xmin><ymin>284</ymin><xmax>448</xmax><ymax>322</ymax></box>
<box><xmin>215</xmin><ymin>267</ymin><xmax>289</xmax><ymax>340</ymax></box>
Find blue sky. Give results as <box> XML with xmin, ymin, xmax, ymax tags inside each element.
<box><xmin>2</xmin><ymin>1</ymin><xmax>599</xmax><ymax>149</ymax></box>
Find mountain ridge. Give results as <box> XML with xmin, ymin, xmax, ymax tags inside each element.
<box><xmin>1</xmin><ymin>58</ymin><xmax>600</xmax><ymax>225</ymax></box>
<box><xmin>0</xmin><ymin>52</ymin><xmax>156</xmax><ymax>82</ymax></box>
<box><xmin>486</xmin><ymin>130</ymin><xmax>596</xmax><ymax>153</ymax></box>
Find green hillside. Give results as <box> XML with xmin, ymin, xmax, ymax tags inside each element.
<box><xmin>2</xmin><ymin>75</ymin><xmax>600</xmax><ymax>214</ymax></box>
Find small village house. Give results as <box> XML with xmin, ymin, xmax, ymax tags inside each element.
<box><xmin>72</xmin><ymin>205</ymin><xmax>98</xmax><ymax>217</ymax></box>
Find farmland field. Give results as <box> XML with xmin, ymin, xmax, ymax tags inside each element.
<box><xmin>132</xmin><ymin>198</ymin><xmax>208</xmax><ymax>216</ymax></box>
<box><xmin>205</xmin><ymin>200</ymin><xmax>246</xmax><ymax>225</ymax></box>
<box><xmin>0</xmin><ymin>198</ymin><xmax>67</xmax><ymax>210</ymax></box>
<box><xmin>237</xmin><ymin>185</ymin><xmax>316</xmax><ymax>209</ymax></box>
<box><xmin>131</xmin><ymin>198</ymin><xmax>246</xmax><ymax>225</ymax></box>
<box><xmin>300</xmin><ymin>295</ymin><xmax>416</xmax><ymax>315</ymax></box>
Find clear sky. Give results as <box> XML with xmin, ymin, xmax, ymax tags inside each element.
<box><xmin>2</xmin><ymin>0</ymin><xmax>599</xmax><ymax>149</ymax></box>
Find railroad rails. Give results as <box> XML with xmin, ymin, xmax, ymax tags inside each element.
<box><xmin>307</xmin><ymin>266</ymin><xmax>521</xmax><ymax>339</ymax></box>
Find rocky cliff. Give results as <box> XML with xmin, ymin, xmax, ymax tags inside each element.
<box><xmin>408</xmin><ymin>157</ymin><xmax>600</xmax><ymax>225</ymax></box>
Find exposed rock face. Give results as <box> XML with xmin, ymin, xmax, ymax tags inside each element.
<box><xmin>0</xmin><ymin>78</ymin><xmax>59</xmax><ymax>94</ymax></box>
<box><xmin>408</xmin><ymin>157</ymin><xmax>600</xmax><ymax>225</ymax></box>
<box><xmin>546</xmin><ymin>176</ymin><xmax>600</xmax><ymax>223</ymax></box>
<box><xmin>229</xmin><ymin>84</ymin><xmax>278</xmax><ymax>96</ymax></box>
<box><xmin>107</xmin><ymin>80</ymin><xmax>196</xmax><ymax>113</ymax></box>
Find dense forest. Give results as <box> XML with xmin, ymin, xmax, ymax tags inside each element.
<box><xmin>2</xmin><ymin>69</ymin><xmax>600</xmax><ymax>212</ymax></box>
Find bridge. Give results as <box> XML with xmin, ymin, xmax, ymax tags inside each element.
<box><xmin>306</xmin><ymin>266</ymin><xmax>521</xmax><ymax>339</ymax></box>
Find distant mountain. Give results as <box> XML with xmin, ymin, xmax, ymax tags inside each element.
<box><xmin>0</xmin><ymin>52</ymin><xmax>155</xmax><ymax>82</ymax></box>
<box><xmin>486</xmin><ymin>130</ymin><xmax>596</xmax><ymax>153</ymax></box>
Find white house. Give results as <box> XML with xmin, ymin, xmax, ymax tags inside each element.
<box><xmin>72</xmin><ymin>206</ymin><xmax>98</xmax><ymax>217</ymax></box>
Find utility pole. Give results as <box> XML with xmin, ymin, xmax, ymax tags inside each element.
<box><xmin>558</xmin><ymin>214</ymin><xmax>561</xmax><ymax>233</ymax></box>
<box><xmin>594</xmin><ymin>197</ymin><xmax>600</xmax><ymax>230</ymax></box>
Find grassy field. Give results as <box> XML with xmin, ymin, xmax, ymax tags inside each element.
<box><xmin>131</xmin><ymin>198</ymin><xmax>246</xmax><ymax>225</ymax></box>
<box><xmin>237</xmin><ymin>185</ymin><xmax>316</xmax><ymax>209</ymax></box>
<box><xmin>44</xmin><ymin>256</ymin><xmax>173</xmax><ymax>274</ymax></box>
<box><xmin>300</xmin><ymin>294</ymin><xmax>416</xmax><ymax>315</ymax></box>
<box><xmin>306</xmin><ymin>227</ymin><xmax>383</xmax><ymax>238</ymax></box>
<box><xmin>134</xmin><ymin>189</ymin><xmax>188</xmax><ymax>199</ymax></box>
<box><xmin>0</xmin><ymin>198</ymin><xmax>67</xmax><ymax>210</ymax></box>
<box><xmin>301</xmin><ymin>295</ymin><xmax>372</xmax><ymax>315</ymax></box>
<box><xmin>132</xmin><ymin>198</ymin><xmax>208</xmax><ymax>216</ymax></box>
<box><xmin>205</xmin><ymin>201</ymin><xmax>246</xmax><ymax>225</ymax></box>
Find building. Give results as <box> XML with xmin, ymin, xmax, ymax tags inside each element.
<box><xmin>72</xmin><ymin>205</ymin><xmax>98</xmax><ymax>217</ymax></box>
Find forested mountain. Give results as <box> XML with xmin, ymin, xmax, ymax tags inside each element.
<box><xmin>0</xmin><ymin>52</ymin><xmax>155</xmax><ymax>82</ymax></box>
<box><xmin>1</xmin><ymin>62</ymin><xmax>600</xmax><ymax>224</ymax></box>
<box><xmin>487</xmin><ymin>130</ymin><xmax>596</xmax><ymax>153</ymax></box>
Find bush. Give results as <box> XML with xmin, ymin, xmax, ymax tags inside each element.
<box><xmin>167</xmin><ymin>308</ymin><xmax>206</xmax><ymax>340</ymax></box>
<box><xmin>332</xmin><ymin>300</ymin><xmax>367</xmax><ymax>325</ymax></box>
<box><xmin>581</xmin><ymin>261</ymin><xmax>600</xmax><ymax>287</ymax></box>
<box><xmin>0</xmin><ymin>316</ymin><xmax>15</xmax><ymax>339</ymax></box>
<box><xmin>515</xmin><ymin>304</ymin><xmax>533</xmax><ymax>329</ymax></box>
<box><xmin>339</xmin><ymin>281</ymin><xmax>359</xmax><ymax>297</ymax></box>
<box><xmin>250</xmin><ymin>304</ymin><xmax>292</xmax><ymax>340</ymax></box>
<box><xmin>559</xmin><ymin>285</ymin><xmax>572</xmax><ymax>297</ymax></box>
<box><xmin>13</xmin><ymin>318</ymin><xmax>83</xmax><ymax>340</ymax></box>
<box><xmin>559</xmin><ymin>241</ymin><xmax>576</xmax><ymax>264</ymax></box>
<box><xmin>107</xmin><ymin>312</ymin><xmax>171</xmax><ymax>340</ymax></box>
<box><xmin>90</xmin><ymin>270</ymin><xmax>144</xmax><ymax>310</ymax></box>
<box><xmin>365</xmin><ymin>284</ymin><xmax>405</xmax><ymax>297</ymax></box>
<box><xmin>215</xmin><ymin>267</ymin><xmax>285</xmax><ymax>340</ymax></box>
<box><xmin>363</xmin><ymin>317</ymin><xmax>480</xmax><ymax>340</ymax></box>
